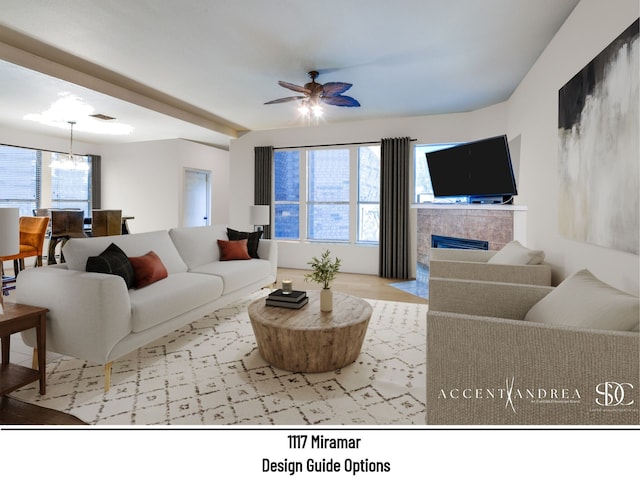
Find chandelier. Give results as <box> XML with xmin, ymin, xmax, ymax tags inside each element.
<box><xmin>50</xmin><ymin>121</ymin><xmax>88</xmax><ymax>171</ymax></box>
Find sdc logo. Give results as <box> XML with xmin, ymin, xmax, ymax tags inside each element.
<box><xmin>595</xmin><ymin>382</ymin><xmax>635</xmax><ymax>407</ymax></box>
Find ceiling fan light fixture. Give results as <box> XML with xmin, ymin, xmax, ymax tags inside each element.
<box><xmin>311</xmin><ymin>103</ymin><xmax>323</xmax><ymax>118</ymax></box>
<box><xmin>266</xmin><ymin>70</ymin><xmax>358</xmax><ymax>122</ymax></box>
<box><xmin>298</xmin><ymin>99</ymin><xmax>323</xmax><ymax>120</ymax></box>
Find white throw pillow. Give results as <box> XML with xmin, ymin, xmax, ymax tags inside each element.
<box><xmin>524</xmin><ymin>269</ymin><xmax>640</xmax><ymax>331</ymax></box>
<box><xmin>487</xmin><ymin>240</ymin><xmax>545</xmax><ymax>265</ymax></box>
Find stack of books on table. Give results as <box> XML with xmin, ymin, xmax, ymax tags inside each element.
<box><xmin>266</xmin><ymin>289</ymin><xmax>308</xmax><ymax>309</ymax></box>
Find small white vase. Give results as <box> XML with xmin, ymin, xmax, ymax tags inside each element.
<box><xmin>320</xmin><ymin>288</ymin><xmax>333</xmax><ymax>312</ymax></box>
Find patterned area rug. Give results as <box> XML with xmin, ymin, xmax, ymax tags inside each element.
<box><xmin>12</xmin><ymin>292</ymin><xmax>427</xmax><ymax>425</ymax></box>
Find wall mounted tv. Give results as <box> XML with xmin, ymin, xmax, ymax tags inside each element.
<box><xmin>425</xmin><ymin>135</ymin><xmax>518</xmax><ymax>204</ymax></box>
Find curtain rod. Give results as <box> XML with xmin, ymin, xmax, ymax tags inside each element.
<box><xmin>273</xmin><ymin>138</ymin><xmax>417</xmax><ymax>150</ymax></box>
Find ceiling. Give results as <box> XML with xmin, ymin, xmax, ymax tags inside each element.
<box><xmin>0</xmin><ymin>0</ymin><xmax>580</xmax><ymax>149</ymax></box>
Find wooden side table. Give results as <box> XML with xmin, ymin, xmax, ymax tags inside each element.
<box><xmin>0</xmin><ymin>303</ymin><xmax>48</xmax><ymax>395</ymax></box>
<box><xmin>249</xmin><ymin>291</ymin><xmax>372</xmax><ymax>373</ymax></box>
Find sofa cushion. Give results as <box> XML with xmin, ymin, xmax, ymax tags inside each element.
<box><xmin>129</xmin><ymin>272</ymin><xmax>223</xmax><ymax>333</ymax></box>
<box><xmin>227</xmin><ymin>228</ymin><xmax>262</xmax><ymax>258</ymax></box>
<box><xmin>192</xmin><ymin>259</ymin><xmax>272</xmax><ymax>295</ymax></box>
<box><xmin>524</xmin><ymin>269</ymin><xmax>640</xmax><ymax>331</ymax></box>
<box><xmin>85</xmin><ymin>243</ymin><xmax>135</xmax><ymax>289</ymax></box>
<box><xmin>218</xmin><ymin>239</ymin><xmax>251</xmax><ymax>261</ymax></box>
<box><xmin>488</xmin><ymin>240</ymin><xmax>545</xmax><ymax>265</ymax></box>
<box><xmin>169</xmin><ymin>224</ymin><xmax>228</xmax><ymax>269</ymax></box>
<box><xmin>63</xmin><ymin>230</ymin><xmax>188</xmax><ymax>274</ymax></box>
<box><xmin>128</xmin><ymin>251</ymin><xmax>168</xmax><ymax>289</ymax></box>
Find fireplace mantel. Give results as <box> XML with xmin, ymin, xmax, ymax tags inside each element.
<box><xmin>411</xmin><ymin>203</ymin><xmax>528</xmax><ymax>212</ymax></box>
<box><xmin>412</xmin><ymin>203</ymin><xmax>528</xmax><ymax>266</ymax></box>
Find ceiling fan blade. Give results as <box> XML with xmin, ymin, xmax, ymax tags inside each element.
<box><xmin>277</xmin><ymin>81</ymin><xmax>311</xmax><ymax>95</ymax></box>
<box><xmin>321</xmin><ymin>82</ymin><xmax>353</xmax><ymax>96</ymax></box>
<box><xmin>264</xmin><ymin>96</ymin><xmax>306</xmax><ymax>105</ymax></box>
<box><xmin>321</xmin><ymin>95</ymin><xmax>360</xmax><ymax>107</ymax></box>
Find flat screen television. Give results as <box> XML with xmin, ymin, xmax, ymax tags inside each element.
<box><xmin>425</xmin><ymin>135</ymin><xmax>518</xmax><ymax>203</ymax></box>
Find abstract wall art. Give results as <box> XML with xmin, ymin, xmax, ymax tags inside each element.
<box><xmin>558</xmin><ymin>19</ymin><xmax>639</xmax><ymax>255</ymax></box>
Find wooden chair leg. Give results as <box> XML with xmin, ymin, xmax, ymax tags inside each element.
<box><xmin>32</xmin><ymin>347</ymin><xmax>38</xmax><ymax>370</ymax></box>
<box><xmin>104</xmin><ymin>362</ymin><xmax>113</xmax><ymax>393</ymax></box>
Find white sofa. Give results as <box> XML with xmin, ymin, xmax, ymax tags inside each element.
<box><xmin>16</xmin><ymin>224</ymin><xmax>277</xmax><ymax>390</ymax></box>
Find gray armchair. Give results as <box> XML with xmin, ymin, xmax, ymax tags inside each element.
<box><xmin>429</xmin><ymin>247</ymin><xmax>552</xmax><ymax>286</ymax></box>
<box><xmin>426</xmin><ymin>277</ymin><xmax>639</xmax><ymax>425</ymax></box>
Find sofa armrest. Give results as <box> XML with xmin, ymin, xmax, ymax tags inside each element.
<box><xmin>257</xmin><ymin>239</ymin><xmax>278</xmax><ymax>278</ymax></box>
<box><xmin>430</xmin><ymin>248</ymin><xmax>496</xmax><ymax>263</ymax></box>
<box><xmin>16</xmin><ymin>266</ymin><xmax>132</xmax><ymax>365</ymax></box>
<box><xmin>429</xmin><ymin>277</ymin><xmax>553</xmax><ymax>319</ymax></box>
<box><xmin>426</xmin><ymin>311</ymin><xmax>640</xmax><ymax>425</ymax></box>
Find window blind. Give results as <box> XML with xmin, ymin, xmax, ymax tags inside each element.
<box><xmin>0</xmin><ymin>145</ymin><xmax>41</xmax><ymax>216</ymax></box>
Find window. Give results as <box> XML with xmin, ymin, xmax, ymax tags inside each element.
<box><xmin>274</xmin><ymin>150</ymin><xmax>300</xmax><ymax>239</ymax></box>
<box><xmin>414</xmin><ymin>143</ymin><xmax>460</xmax><ymax>203</ymax></box>
<box><xmin>357</xmin><ymin>146</ymin><xmax>380</xmax><ymax>243</ymax></box>
<box><xmin>307</xmin><ymin>149</ymin><xmax>350</xmax><ymax>241</ymax></box>
<box><xmin>50</xmin><ymin>154</ymin><xmax>91</xmax><ymax>214</ymax></box>
<box><xmin>273</xmin><ymin>145</ymin><xmax>380</xmax><ymax>244</ymax></box>
<box><xmin>0</xmin><ymin>144</ymin><xmax>92</xmax><ymax>216</ymax></box>
<box><xmin>0</xmin><ymin>146</ymin><xmax>41</xmax><ymax>216</ymax></box>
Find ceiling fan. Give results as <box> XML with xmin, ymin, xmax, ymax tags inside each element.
<box><xmin>265</xmin><ymin>71</ymin><xmax>361</xmax><ymax>111</ymax></box>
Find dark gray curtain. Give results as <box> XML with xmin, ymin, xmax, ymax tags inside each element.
<box><xmin>379</xmin><ymin>137</ymin><xmax>411</xmax><ymax>278</ymax></box>
<box><xmin>254</xmin><ymin>146</ymin><xmax>273</xmax><ymax>238</ymax></box>
<box><xmin>89</xmin><ymin>154</ymin><xmax>101</xmax><ymax>210</ymax></box>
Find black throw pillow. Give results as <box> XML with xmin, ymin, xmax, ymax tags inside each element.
<box><xmin>86</xmin><ymin>243</ymin><xmax>135</xmax><ymax>289</ymax></box>
<box><xmin>227</xmin><ymin>228</ymin><xmax>262</xmax><ymax>258</ymax></box>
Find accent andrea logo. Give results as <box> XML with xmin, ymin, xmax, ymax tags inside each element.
<box><xmin>437</xmin><ymin>377</ymin><xmax>582</xmax><ymax>413</ymax></box>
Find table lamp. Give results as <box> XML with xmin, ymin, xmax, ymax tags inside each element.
<box><xmin>0</xmin><ymin>208</ymin><xmax>20</xmax><ymax>314</ymax></box>
<box><xmin>250</xmin><ymin>205</ymin><xmax>270</xmax><ymax>232</ymax></box>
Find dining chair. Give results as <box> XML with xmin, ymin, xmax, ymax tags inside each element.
<box><xmin>0</xmin><ymin>215</ymin><xmax>50</xmax><ymax>275</ymax></box>
<box><xmin>91</xmin><ymin>209</ymin><xmax>123</xmax><ymax>236</ymax></box>
<box><xmin>48</xmin><ymin>210</ymin><xmax>86</xmax><ymax>264</ymax></box>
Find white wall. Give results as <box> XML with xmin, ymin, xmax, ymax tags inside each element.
<box><xmin>229</xmin><ymin>102</ymin><xmax>508</xmax><ymax>275</ymax></box>
<box><xmin>507</xmin><ymin>0</ymin><xmax>639</xmax><ymax>294</ymax></box>
<box><xmin>100</xmin><ymin>138</ymin><xmax>229</xmax><ymax>233</ymax></box>
<box><xmin>0</xmin><ymin>124</ymin><xmax>97</xmax><ymax>158</ymax></box>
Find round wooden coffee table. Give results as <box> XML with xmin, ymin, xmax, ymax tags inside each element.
<box><xmin>248</xmin><ymin>291</ymin><xmax>372</xmax><ymax>373</ymax></box>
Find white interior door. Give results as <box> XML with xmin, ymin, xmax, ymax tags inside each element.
<box><xmin>183</xmin><ymin>168</ymin><xmax>211</xmax><ymax>227</ymax></box>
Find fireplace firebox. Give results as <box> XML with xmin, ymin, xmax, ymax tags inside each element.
<box><xmin>431</xmin><ymin>235</ymin><xmax>489</xmax><ymax>250</ymax></box>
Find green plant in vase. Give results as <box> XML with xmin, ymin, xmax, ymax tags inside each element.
<box><xmin>305</xmin><ymin>249</ymin><xmax>341</xmax><ymax>311</ymax></box>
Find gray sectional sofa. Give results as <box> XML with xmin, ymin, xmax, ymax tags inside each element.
<box><xmin>16</xmin><ymin>224</ymin><xmax>277</xmax><ymax>391</ymax></box>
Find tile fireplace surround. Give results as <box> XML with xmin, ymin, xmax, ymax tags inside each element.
<box><xmin>414</xmin><ymin>203</ymin><xmax>528</xmax><ymax>266</ymax></box>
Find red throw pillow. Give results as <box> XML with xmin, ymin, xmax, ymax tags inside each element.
<box><xmin>128</xmin><ymin>251</ymin><xmax>168</xmax><ymax>288</ymax></box>
<box><xmin>218</xmin><ymin>239</ymin><xmax>251</xmax><ymax>261</ymax></box>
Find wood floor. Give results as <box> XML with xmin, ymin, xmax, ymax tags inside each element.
<box><xmin>276</xmin><ymin>267</ymin><xmax>428</xmax><ymax>304</ymax></box>
<box><xmin>0</xmin><ymin>396</ymin><xmax>86</xmax><ymax>425</ymax></box>
<box><xmin>0</xmin><ymin>267</ymin><xmax>426</xmax><ymax>425</ymax></box>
